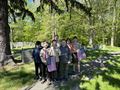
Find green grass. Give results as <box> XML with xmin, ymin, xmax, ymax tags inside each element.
<box><xmin>86</xmin><ymin>50</ymin><xmax>108</xmax><ymax>62</ymax></box>
<box><xmin>12</xmin><ymin>47</ymin><xmax>34</xmax><ymax>61</ymax></box>
<box><xmin>102</xmin><ymin>46</ymin><xmax>120</xmax><ymax>52</ymax></box>
<box><xmin>80</xmin><ymin>55</ymin><xmax>120</xmax><ymax>90</ymax></box>
<box><xmin>0</xmin><ymin>63</ymin><xmax>35</xmax><ymax>90</ymax></box>
<box><xmin>57</xmin><ymin>48</ymin><xmax>120</xmax><ymax>90</ymax></box>
<box><xmin>0</xmin><ymin>46</ymin><xmax>120</xmax><ymax>90</ymax></box>
<box><xmin>12</xmin><ymin>47</ymin><xmax>33</xmax><ymax>54</ymax></box>
<box><xmin>79</xmin><ymin>47</ymin><xmax>120</xmax><ymax>90</ymax></box>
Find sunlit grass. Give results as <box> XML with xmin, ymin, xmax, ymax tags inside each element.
<box><xmin>0</xmin><ymin>63</ymin><xmax>35</xmax><ymax>90</ymax></box>
<box><xmin>80</xmin><ymin>55</ymin><xmax>120</xmax><ymax>90</ymax></box>
<box><xmin>0</xmin><ymin>46</ymin><xmax>120</xmax><ymax>90</ymax></box>
<box><xmin>103</xmin><ymin>46</ymin><xmax>120</xmax><ymax>52</ymax></box>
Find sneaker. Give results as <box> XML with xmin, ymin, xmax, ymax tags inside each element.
<box><xmin>34</xmin><ymin>76</ymin><xmax>39</xmax><ymax>80</ymax></box>
<box><xmin>48</xmin><ymin>81</ymin><xmax>52</xmax><ymax>85</ymax></box>
<box><xmin>41</xmin><ymin>79</ymin><xmax>47</xmax><ymax>84</ymax></box>
<box><xmin>39</xmin><ymin>77</ymin><xmax>43</xmax><ymax>81</ymax></box>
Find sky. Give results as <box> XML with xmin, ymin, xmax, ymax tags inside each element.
<box><xmin>29</xmin><ymin>0</ymin><xmax>33</xmax><ymax>3</ymax></box>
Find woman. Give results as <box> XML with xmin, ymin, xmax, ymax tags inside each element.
<box><xmin>72</xmin><ymin>36</ymin><xmax>81</xmax><ymax>73</ymax></box>
<box><xmin>51</xmin><ymin>40</ymin><xmax>61</xmax><ymax>80</ymax></box>
<box><xmin>47</xmin><ymin>40</ymin><xmax>61</xmax><ymax>84</ymax></box>
<box><xmin>40</xmin><ymin>42</ymin><xmax>49</xmax><ymax>83</ymax></box>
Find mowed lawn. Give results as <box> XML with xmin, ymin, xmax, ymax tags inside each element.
<box><xmin>0</xmin><ymin>46</ymin><xmax>120</xmax><ymax>90</ymax></box>
<box><xmin>0</xmin><ymin>63</ymin><xmax>35</xmax><ymax>90</ymax></box>
<box><xmin>80</xmin><ymin>55</ymin><xmax>120</xmax><ymax>90</ymax></box>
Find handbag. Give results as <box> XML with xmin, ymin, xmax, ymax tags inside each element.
<box><xmin>46</xmin><ymin>48</ymin><xmax>53</xmax><ymax>65</ymax></box>
<box><xmin>47</xmin><ymin>56</ymin><xmax>52</xmax><ymax>65</ymax></box>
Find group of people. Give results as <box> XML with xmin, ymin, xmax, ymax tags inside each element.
<box><xmin>32</xmin><ymin>35</ymin><xmax>86</xmax><ymax>85</ymax></box>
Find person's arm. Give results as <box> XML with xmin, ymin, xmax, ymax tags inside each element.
<box><xmin>48</xmin><ymin>48</ymin><xmax>52</xmax><ymax>56</ymax></box>
<box><xmin>78</xmin><ymin>43</ymin><xmax>81</xmax><ymax>49</ymax></box>
<box><xmin>32</xmin><ymin>49</ymin><xmax>35</xmax><ymax>58</ymax></box>
<box><xmin>58</xmin><ymin>48</ymin><xmax>61</xmax><ymax>56</ymax></box>
<box><xmin>67</xmin><ymin>46</ymin><xmax>72</xmax><ymax>63</ymax></box>
<box><xmin>40</xmin><ymin>50</ymin><xmax>46</xmax><ymax>64</ymax></box>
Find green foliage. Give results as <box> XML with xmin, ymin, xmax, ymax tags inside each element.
<box><xmin>58</xmin><ymin>11</ymin><xmax>89</xmax><ymax>45</ymax></box>
<box><xmin>10</xmin><ymin>0</ymin><xmax>120</xmax><ymax>47</ymax></box>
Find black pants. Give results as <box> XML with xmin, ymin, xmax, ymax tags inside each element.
<box><xmin>41</xmin><ymin>63</ymin><xmax>47</xmax><ymax>79</ymax></box>
<box><xmin>54</xmin><ymin>62</ymin><xmax>60</xmax><ymax>79</ymax></box>
<box><xmin>48</xmin><ymin>71</ymin><xmax>55</xmax><ymax>81</ymax></box>
<box><xmin>72</xmin><ymin>53</ymin><xmax>78</xmax><ymax>63</ymax></box>
<box><xmin>34</xmin><ymin>62</ymin><xmax>42</xmax><ymax>77</ymax></box>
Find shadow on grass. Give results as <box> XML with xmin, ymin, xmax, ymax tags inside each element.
<box><xmin>102</xmin><ymin>74</ymin><xmax>120</xmax><ymax>88</ymax></box>
<box><xmin>43</xmin><ymin>50</ymin><xmax>120</xmax><ymax>90</ymax></box>
<box><xmin>86</xmin><ymin>49</ymin><xmax>108</xmax><ymax>61</ymax></box>
<box><xmin>80</xmin><ymin>52</ymin><xmax>120</xmax><ymax>89</ymax></box>
<box><xmin>95</xmin><ymin>81</ymin><xmax>100</xmax><ymax>90</ymax></box>
<box><xmin>0</xmin><ymin>67</ymin><xmax>35</xmax><ymax>90</ymax></box>
<box><xmin>52</xmin><ymin>78</ymin><xmax>88</xmax><ymax>90</ymax></box>
<box><xmin>28</xmin><ymin>50</ymin><xmax>120</xmax><ymax>90</ymax></box>
<box><xmin>1</xmin><ymin>49</ymin><xmax>120</xmax><ymax>90</ymax></box>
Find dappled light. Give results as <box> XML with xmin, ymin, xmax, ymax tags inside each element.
<box><xmin>0</xmin><ymin>0</ymin><xmax>120</xmax><ymax>90</ymax></box>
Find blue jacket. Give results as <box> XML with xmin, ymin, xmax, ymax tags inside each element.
<box><xmin>32</xmin><ymin>47</ymin><xmax>42</xmax><ymax>63</ymax></box>
<box><xmin>60</xmin><ymin>45</ymin><xmax>70</xmax><ymax>63</ymax></box>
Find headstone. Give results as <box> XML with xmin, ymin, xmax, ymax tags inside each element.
<box><xmin>22</xmin><ymin>49</ymin><xmax>33</xmax><ymax>63</ymax></box>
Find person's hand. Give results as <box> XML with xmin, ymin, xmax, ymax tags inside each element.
<box><xmin>43</xmin><ymin>61</ymin><xmax>47</xmax><ymax>64</ymax></box>
<box><xmin>68</xmin><ymin>61</ymin><xmax>71</xmax><ymax>64</ymax></box>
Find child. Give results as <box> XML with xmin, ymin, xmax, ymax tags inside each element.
<box><xmin>40</xmin><ymin>42</ymin><xmax>49</xmax><ymax>83</ymax></box>
<box><xmin>32</xmin><ymin>41</ymin><xmax>43</xmax><ymax>80</ymax></box>
<box><xmin>60</xmin><ymin>39</ymin><xmax>70</xmax><ymax>80</ymax></box>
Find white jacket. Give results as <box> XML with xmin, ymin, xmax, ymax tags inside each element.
<box><xmin>49</xmin><ymin>47</ymin><xmax>61</xmax><ymax>62</ymax></box>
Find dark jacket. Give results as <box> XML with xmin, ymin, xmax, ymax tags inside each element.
<box><xmin>32</xmin><ymin>46</ymin><xmax>42</xmax><ymax>63</ymax></box>
<box><xmin>60</xmin><ymin>45</ymin><xmax>70</xmax><ymax>63</ymax></box>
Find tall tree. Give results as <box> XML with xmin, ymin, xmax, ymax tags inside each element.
<box><xmin>0</xmin><ymin>0</ymin><xmax>34</xmax><ymax>66</ymax></box>
<box><xmin>0</xmin><ymin>0</ymin><xmax>9</xmax><ymax>66</ymax></box>
<box><xmin>0</xmin><ymin>0</ymin><xmax>91</xmax><ymax>66</ymax></box>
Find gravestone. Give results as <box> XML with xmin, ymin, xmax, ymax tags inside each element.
<box><xmin>22</xmin><ymin>49</ymin><xmax>33</xmax><ymax>63</ymax></box>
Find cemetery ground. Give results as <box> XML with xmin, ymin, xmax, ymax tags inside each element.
<box><xmin>0</xmin><ymin>46</ymin><xmax>120</xmax><ymax>90</ymax></box>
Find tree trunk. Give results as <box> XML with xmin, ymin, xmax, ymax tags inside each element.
<box><xmin>89</xmin><ymin>35</ymin><xmax>93</xmax><ymax>46</ymax></box>
<box><xmin>111</xmin><ymin>0</ymin><xmax>117</xmax><ymax>47</ymax></box>
<box><xmin>111</xmin><ymin>30</ymin><xmax>114</xmax><ymax>47</ymax></box>
<box><xmin>0</xmin><ymin>0</ymin><xmax>11</xmax><ymax>66</ymax></box>
<box><xmin>88</xmin><ymin>16</ymin><xmax>94</xmax><ymax>46</ymax></box>
<box><xmin>85</xmin><ymin>0</ymin><xmax>94</xmax><ymax>46</ymax></box>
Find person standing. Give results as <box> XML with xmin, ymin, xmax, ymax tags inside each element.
<box><xmin>60</xmin><ymin>39</ymin><xmax>70</xmax><ymax>81</ymax></box>
<box><xmin>40</xmin><ymin>42</ymin><xmax>49</xmax><ymax>83</ymax></box>
<box><xmin>47</xmin><ymin>40</ymin><xmax>60</xmax><ymax>84</ymax></box>
<box><xmin>66</xmin><ymin>38</ymin><xmax>73</xmax><ymax>63</ymax></box>
<box><xmin>72</xmin><ymin>36</ymin><xmax>81</xmax><ymax>73</ymax></box>
<box><xmin>77</xmin><ymin>44</ymin><xmax>86</xmax><ymax>61</ymax></box>
<box><xmin>54</xmin><ymin>35</ymin><xmax>60</xmax><ymax>48</ymax></box>
<box><xmin>32</xmin><ymin>41</ymin><xmax>43</xmax><ymax>80</ymax></box>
